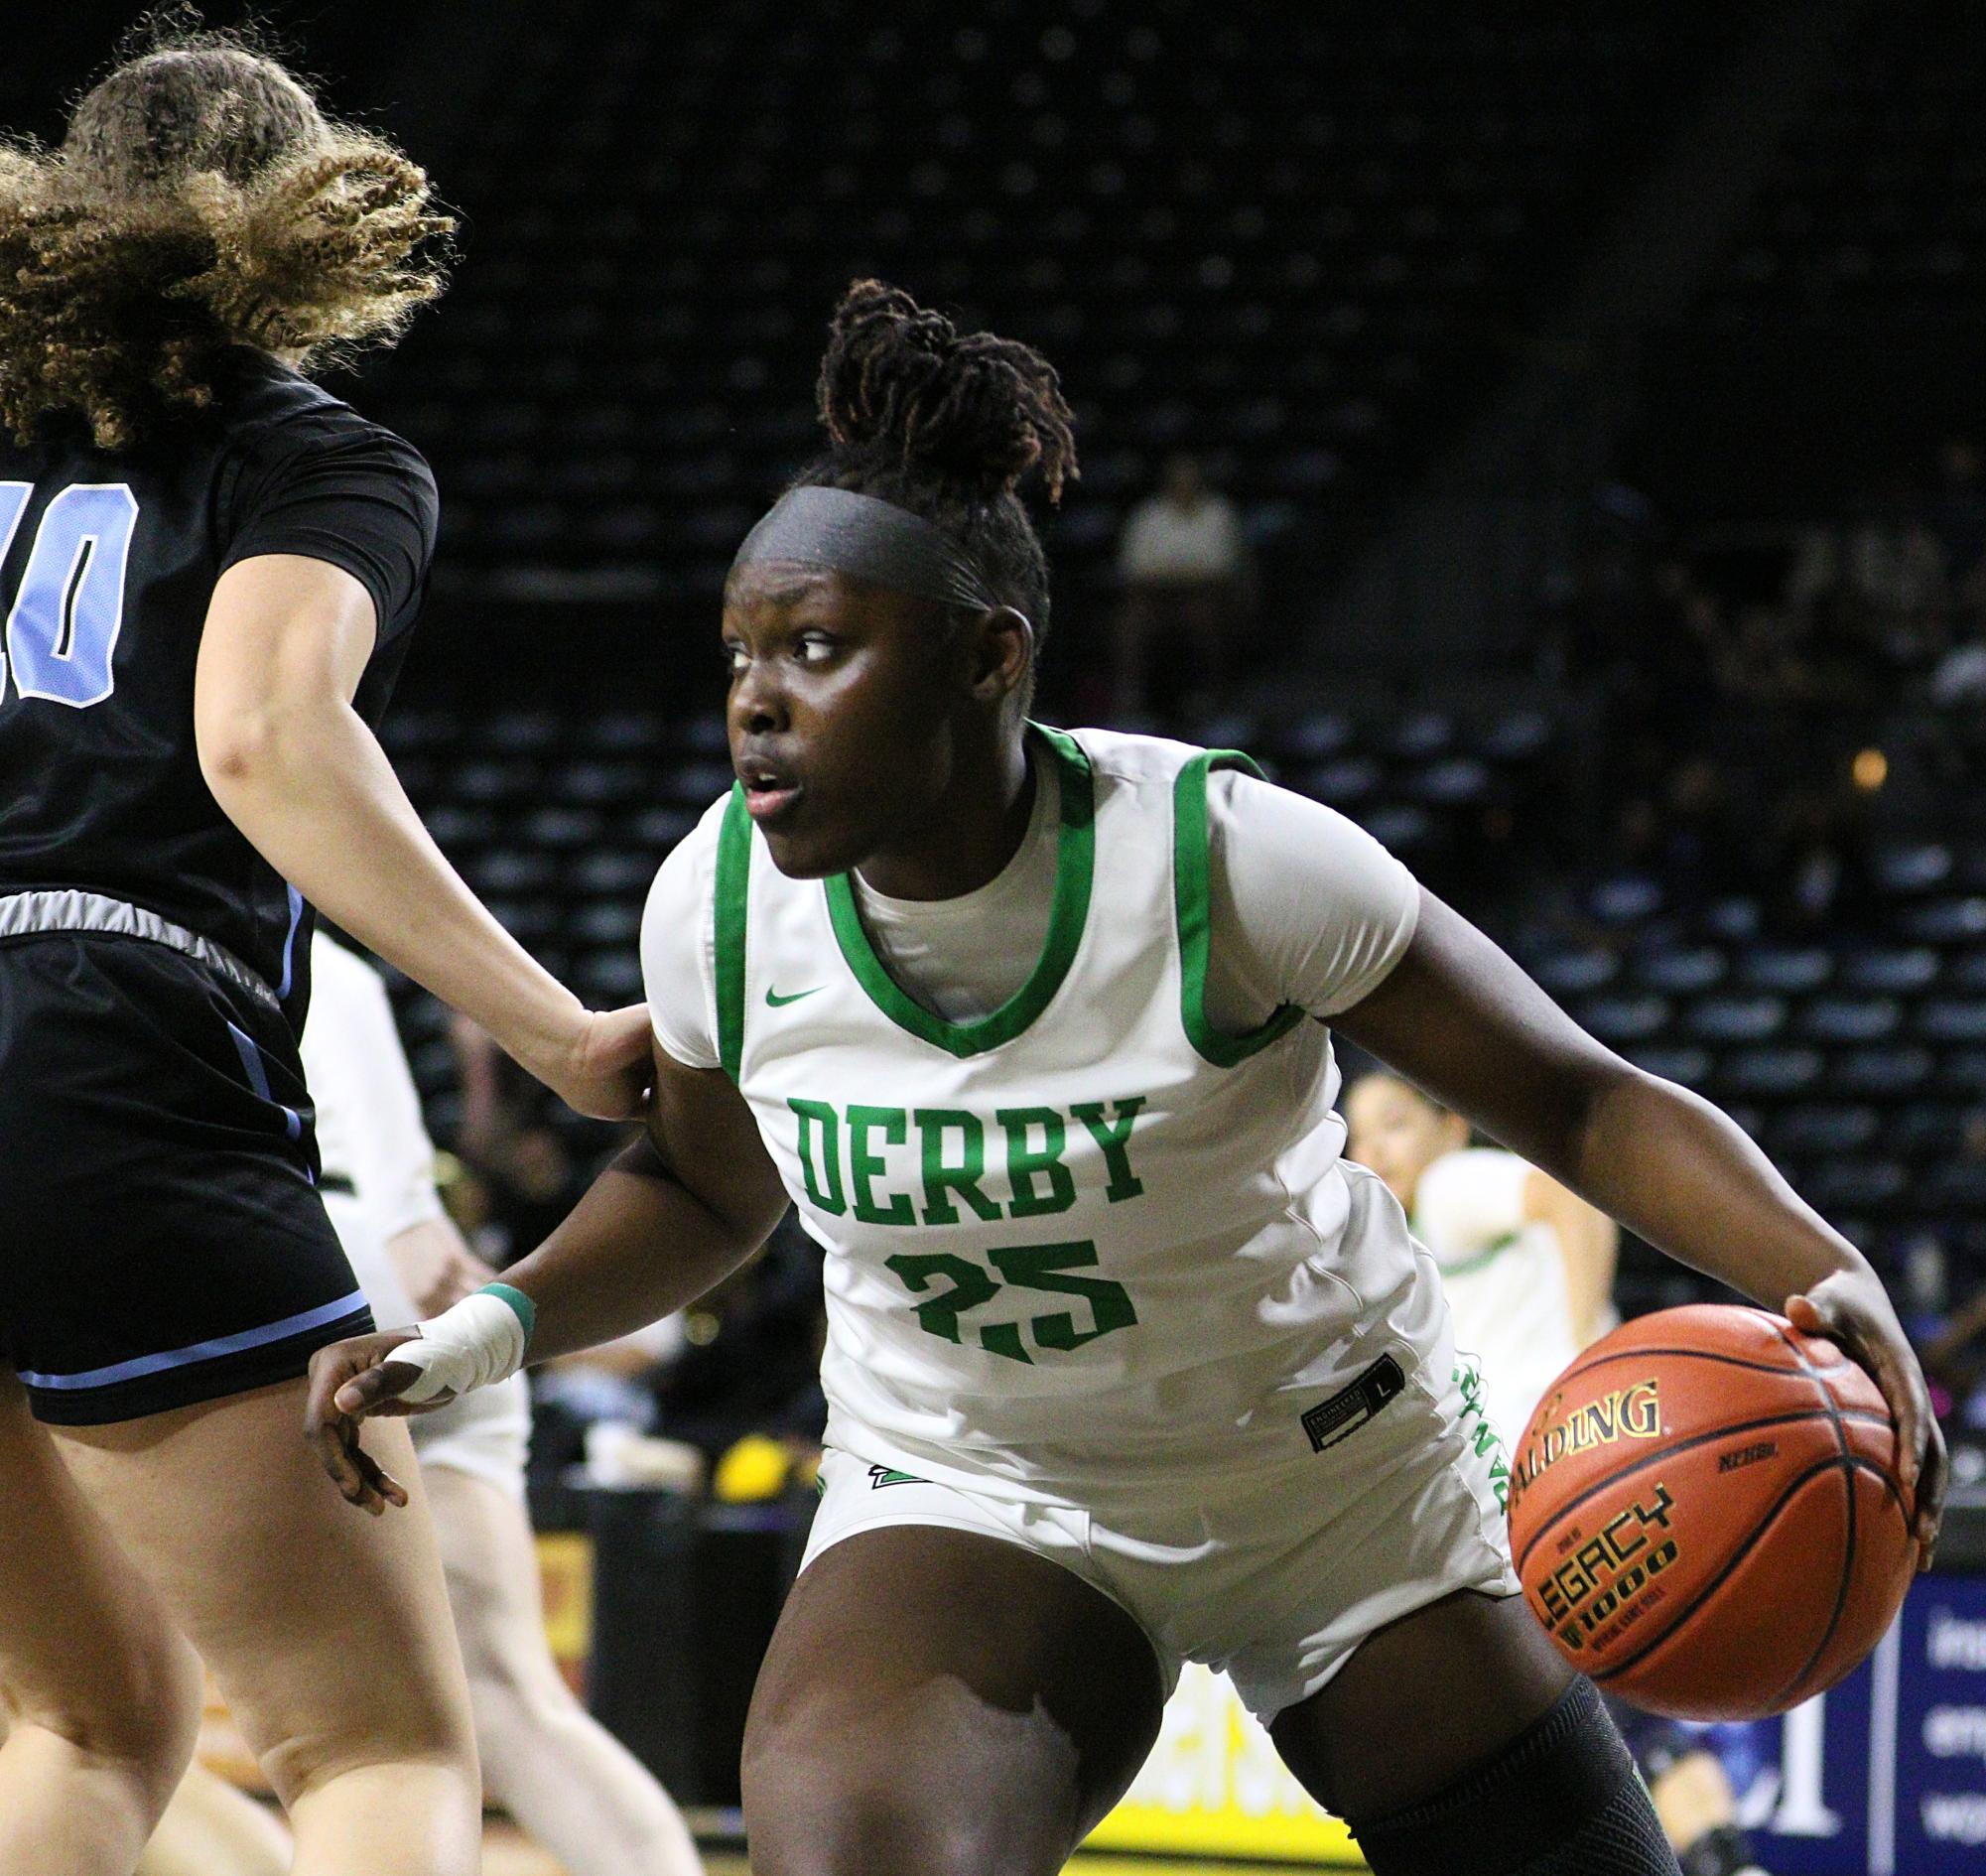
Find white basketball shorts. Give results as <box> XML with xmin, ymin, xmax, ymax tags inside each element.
<box><xmin>803</xmin><ymin>1336</ymin><xmax>1521</xmax><ymax>1723</ymax></box>
<box><xmin>411</xmin><ymin>1371</ymin><xmax>531</xmax><ymax>1502</ymax></box>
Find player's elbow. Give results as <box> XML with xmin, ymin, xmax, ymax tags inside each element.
<box><xmin>1545</xmin><ymin>1053</ymin><xmax>1649</xmax><ymax>1182</ymax></box>
<box><xmin>196</xmin><ymin>704</ymin><xmax>273</xmax><ymax>788</ymax></box>
<box><xmin>197</xmin><ymin>707</ymin><xmax>294</xmax><ymax>809</ymax></box>
<box><xmin>195</xmin><ymin>691</ymin><xmax>322</xmax><ymax>800</ymax></box>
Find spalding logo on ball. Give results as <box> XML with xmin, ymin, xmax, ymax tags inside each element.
<box><xmin>1505</xmin><ymin>1303</ymin><xmax>1916</xmax><ymax>1720</ymax></box>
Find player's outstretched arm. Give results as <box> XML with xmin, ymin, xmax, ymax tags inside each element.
<box><xmin>194</xmin><ymin>553</ymin><xmax>649</xmax><ymax>1120</ymax></box>
<box><xmin>307</xmin><ymin>1038</ymin><xmax>788</xmax><ymax>1508</ymax></box>
<box><xmin>1336</xmin><ymin>886</ymin><xmax>1947</xmax><ymax>1560</ymax></box>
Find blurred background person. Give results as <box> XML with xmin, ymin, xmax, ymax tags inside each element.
<box><xmin>301</xmin><ymin>934</ymin><xmax>704</xmax><ymax>1876</ymax></box>
<box><xmin>1345</xmin><ymin>1072</ymin><xmax>1765</xmax><ymax>1876</ymax></box>
<box><xmin>1112</xmin><ymin>452</ymin><xmax>1252</xmax><ymax>718</ymax></box>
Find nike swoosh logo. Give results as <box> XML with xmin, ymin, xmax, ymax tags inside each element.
<box><xmin>765</xmin><ymin>985</ymin><xmax>824</xmax><ymax>1007</ymax></box>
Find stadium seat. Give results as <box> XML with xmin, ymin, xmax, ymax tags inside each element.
<box><xmin>1588</xmin><ymin>874</ymin><xmax>1664</xmax><ymax>923</ymax></box>
<box><xmin>571</xmin><ymin>851</ymin><xmax>657</xmax><ymax>895</ymax></box>
<box><xmin>1625</xmin><ymin>1043</ymin><xmax>1711</xmax><ymax>1087</ymax></box>
<box><xmin>1525</xmin><ymin>947</ymin><xmax>1621</xmax><ymax>997</ymax></box>
<box><xmin>1800</xmin><ymin>1159</ymin><xmax>1909</xmax><ymax>1216</ymax></box>
<box><xmin>1831</xmin><ymin>1046</ymin><xmax>1934</xmax><ymax>1097</ymax></box>
<box><xmin>1717</xmin><ymin>1046</ymin><xmax>1824</xmax><ymax>1096</ymax></box>
<box><xmin>1799</xmin><ymin>996</ymin><xmax>1903</xmax><ymax>1043</ymax></box>
<box><xmin>1577</xmin><ymin>994</ymin><xmax>1670</xmax><ymax>1043</ymax></box>
<box><xmin>1736</xmin><ymin>945</ymin><xmax>1833</xmax><ymax>993</ymax></box>
<box><xmin>1900</xmin><ymin>897</ymin><xmax>1986</xmax><ymax>943</ymax></box>
<box><xmin>1634</xmin><ymin>946</ymin><xmax>1726</xmax><ymax>994</ymax></box>
<box><xmin>472</xmin><ymin>849</ymin><xmax>560</xmax><ymax>893</ymax></box>
<box><xmin>1301</xmin><ymin>758</ymin><xmax>1383</xmax><ymax>808</ymax></box>
<box><xmin>1701</xmin><ymin>896</ymin><xmax>1761</xmax><ymax>940</ymax></box>
<box><xmin>1917</xmin><ymin>999</ymin><xmax>1986</xmax><ymax>1042</ymax></box>
<box><xmin>1685</xmin><ymin>995</ymin><xmax>1787</xmax><ymax>1042</ymax></box>
<box><xmin>1870</xmin><ymin>842</ymin><xmax>1953</xmax><ymax>896</ymax></box>
<box><xmin>1362</xmin><ymin>805</ymin><xmax>1438</xmax><ymax>851</ymax></box>
<box><xmin>1770</xmin><ymin>1104</ymin><xmax>1881</xmax><ymax>1155</ymax></box>
<box><xmin>1402</xmin><ymin>756</ymin><xmax>1491</xmax><ymax>804</ymax></box>
<box><xmin>1938</xmin><ymin>1049</ymin><xmax>1986</xmax><ymax>1093</ymax></box>
<box><xmin>1840</xmin><ymin>946</ymin><xmax>1940</xmax><ymax>994</ymax></box>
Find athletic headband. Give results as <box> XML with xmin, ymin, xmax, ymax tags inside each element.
<box><xmin>730</xmin><ymin>485</ymin><xmax>1005</xmax><ymax>613</ymax></box>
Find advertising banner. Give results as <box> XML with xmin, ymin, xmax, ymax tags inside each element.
<box><xmin>1086</xmin><ymin>1576</ymin><xmax>1986</xmax><ymax>1872</ymax></box>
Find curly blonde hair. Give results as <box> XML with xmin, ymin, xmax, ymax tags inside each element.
<box><xmin>0</xmin><ymin>28</ymin><xmax>453</xmax><ymax>449</ymax></box>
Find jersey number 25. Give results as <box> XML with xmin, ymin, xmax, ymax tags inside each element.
<box><xmin>0</xmin><ymin>481</ymin><xmax>140</xmax><ymax>710</ymax></box>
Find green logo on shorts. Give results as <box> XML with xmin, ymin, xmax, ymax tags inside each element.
<box><xmin>1455</xmin><ymin>1362</ymin><xmax>1512</xmax><ymax>1513</ymax></box>
<box><xmin>867</xmin><ymin>1465</ymin><xmax>925</xmax><ymax>1490</ymax></box>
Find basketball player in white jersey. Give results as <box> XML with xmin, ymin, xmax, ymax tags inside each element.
<box><xmin>308</xmin><ymin>282</ymin><xmax>1942</xmax><ymax>1876</ymax></box>
<box><xmin>1346</xmin><ymin>1072</ymin><xmax>1768</xmax><ymax>1876</ymax></box>
<box><xmin>1345</xmin><ymin>1070</ymin><xmax>1618</xmax><ymax>1445</ymax></box>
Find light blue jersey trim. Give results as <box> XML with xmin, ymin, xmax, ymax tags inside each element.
<box><xmin>276</xmin><ymin>883</ymin><xmax>305</xmax><ymax>1001</ymax></box>
<box><xmin>19</xmin><ymin>1291</ymin><xmax>368</xmax><ymax>1392</ymax></box>
<box><xmin>226</xmin><ymin>1020</ymin><xmax>305</xmax><ymax>1143</ymax></box>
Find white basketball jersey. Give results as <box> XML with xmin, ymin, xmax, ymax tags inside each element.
<box><xmin>1413</xmin><ymin>1146</ymin><xmax>1577</xmax><ymax>1441</ymax></box>
<box><xmin>695</xmin><ymin>727</ymin><xmax>1445</xmax><ymax>1504</ymax></box>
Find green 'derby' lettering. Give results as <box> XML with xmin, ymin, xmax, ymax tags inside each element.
<box><xmin>848</xmin><ymin>1105</ymin><xmax>913</xmax><ymax>1226</ymax></box>
<box><xmin>998</xmin><ymin>1107</ymin><xmax>1076</xmax><ymax>1217</ymax></box>
<box><xmin>788</xmin><ymin>1098</ymin><xmax>846</xmax><ymax>1215</ymax></box>
<box><xmin>789</xmin><ymin>1096</ymin><xmax>1149</xmax><ymax>1222</ymax></box>
<box><xmin>915</xmin><ymin>1109</ymin><xmax>1002</xmax><ymax>1225</ymax></box>
<box><xmin>1071</xmin><ymin>1098</ymin><xmax>1146</xmax><ymax>1202</ymax></box>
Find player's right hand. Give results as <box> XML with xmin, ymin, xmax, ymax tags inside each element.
<box><xmin>539</xmin><ymin>1002</ymin><xmax>655</xmax><ymax>1120</ymax></box>
<box><xmin>304</xmin><ymin>1329</ymin><xmax>437</xmax><ymax>1513</ymax></box>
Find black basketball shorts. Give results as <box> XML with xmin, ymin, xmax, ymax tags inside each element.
<box><xmin>0</xmin><ymin>926</ymin><xmax>373</xmax><ymax>1423</ymax></box>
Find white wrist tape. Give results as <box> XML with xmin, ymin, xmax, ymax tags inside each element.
<box><xmin>394</xmin><ymin>1288</ymin><xmax>531</xmax><ymax>1405</ymax></box>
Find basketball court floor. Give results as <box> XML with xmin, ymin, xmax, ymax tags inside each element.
<box><xmin>480</xmin><ymin>1823</ymin><xmax>1318</xmax><ymax>1875</ymax></box>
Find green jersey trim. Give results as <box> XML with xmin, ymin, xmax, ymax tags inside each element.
<box><xmin>1172</xmin><ymin>750</ymin><xmax>1305</xmax><ymax>1066</ymax></box>
<box><xmin>714</xmin><ymin>783</ymin><xmax>753</xmax><ymax>1081</ymax></box>
<box><xmin>822</xmin><ymin>725</ymin><xmax>1096</xmax><ymax>1059</ymax></box>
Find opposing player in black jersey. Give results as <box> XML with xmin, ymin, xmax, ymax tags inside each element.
<box><xmin>0</xmin><ymin>33</ymin><xmax>648</xmax><ymax>1876</ymax></box>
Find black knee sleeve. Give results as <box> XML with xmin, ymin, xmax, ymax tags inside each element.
<box><xmin>1349</xmin><ymin>1678</ymin><xmax>1681</xmax><ymax>1876</ymax></box>
<box><xmin>1601</xmin><ymin>1690</ymin><xmax>1698</xmax><ymax>1785</ymax></box>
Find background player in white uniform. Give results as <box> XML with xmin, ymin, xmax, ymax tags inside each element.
<box><xmin>301</xmin><ymin>934</ymin><xmax>705</xmax><ymax>1876</ymax></box>
<box><xmin>1345</xmin><ymin>1071</ymin><xmax>1618</xmax><ymax>1444</ymax></box>
<box><xmin>311</xmin><ymin>282</ymin><xmax>1943</xmax><ymax>1876</ymax></box>
<box><xmin>147</xmin><ymin>935</ymin><xmax>706</xmax><ymax>1876</ymax></box>
<box><xmin>1346</xmin><ymin>1071</ymin><xmax>1768</xmax><ymax>1876</ymax></box>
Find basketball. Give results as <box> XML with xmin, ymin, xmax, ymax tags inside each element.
<box><xmin>1506</xmin><ymin>1304</ymin><xmax>1916</xmax><ymax>1721</ymax></box>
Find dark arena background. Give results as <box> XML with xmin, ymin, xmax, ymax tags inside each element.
<box><xmin>13</xmin><ymin>4</ymin><xmax>1986</xmax><ymax>1872</ymax></box>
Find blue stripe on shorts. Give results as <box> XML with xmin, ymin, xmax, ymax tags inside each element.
<box><xmin>226</xmin><ymin>1019</ymin><xmax>304</xmax><ymax>1142</ymax></box>
<box><xmin>18</xmin><ymin>1290</ymin><xmax>369</xmax><ymax>1392</ymax></box>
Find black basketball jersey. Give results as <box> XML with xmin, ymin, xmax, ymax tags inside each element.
<box><xmin>0</xmin><ymin>348</ymin><xmax>437</xmax><ymax>1031</ymax></box>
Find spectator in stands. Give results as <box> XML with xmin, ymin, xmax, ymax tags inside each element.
<box><xmin>1612</xmin><ymin>755</ymin><xmax>1748</xmax><ymax>905</ymax></box>
<box><xmin>1837</xmin><ymin>486</ymin><xmax>1948</xmax><ymax>679</ymax></box>
<box><xmin>1112</xmin><ymin>453</ymin><xmax>1251</xmax><ymax>718</ymax></box>
<box><xmin>1767</xmin><ymin>786</ymin><xmax>1870</xmax><ymax>931</ymax></box>
<box><xmin>1711</xmin><ymin>600</ymin><xmax>1825</xmax><ymax>708</ymax></box>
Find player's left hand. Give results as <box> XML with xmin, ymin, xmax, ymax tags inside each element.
<box><xmin>304</xmin><ymin>1329</ymin><xmax>436</xmax><ymax>1514</ymax></box>
<box><xmin>1787</xmin><ymin>1270</ymin><xmax>1946</xmax><ymax>1565</ymax></box>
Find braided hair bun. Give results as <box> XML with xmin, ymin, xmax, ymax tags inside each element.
<box><xmin>817</xmin><ymin>280</ymin><xmax>1078</xmax><ymax>505</ymax></box>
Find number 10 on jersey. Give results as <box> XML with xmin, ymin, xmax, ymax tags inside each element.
<box><xmin>0</xmin><ymin>482</ymin><xmax>140</xmax><ymax>709</ymax></box>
